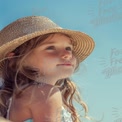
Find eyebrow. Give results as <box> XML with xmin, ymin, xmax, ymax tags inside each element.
<box><xmin>41</xmin><ymin>41</ymin><xmax>72</xmax><ymax>46</ymax></box>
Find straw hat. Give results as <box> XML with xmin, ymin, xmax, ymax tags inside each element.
<box><xmin>0</xmin><ymin>16</ymin><xmax>95</xmax><ymax>63</ymax></box>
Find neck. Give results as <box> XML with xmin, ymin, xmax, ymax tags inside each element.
<box><xmin>35</xmin><ymin>76</ymin><xmax>57</xmax><ymax>86</ymax></box>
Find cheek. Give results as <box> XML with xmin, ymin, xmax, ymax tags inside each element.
<box><xmin>41</xmin><ymin>56</ymin><xmax>57</xmax><ymax>67</ymax></box>
<box><xmin>72</xmin><ymin>56</ymin><xmax>78</xmax><ymax>69</ymax></box>
<box><xmin>44</xmin><ymin>53</ymin><xmax>59</xmax><ymax>62</ymax></box>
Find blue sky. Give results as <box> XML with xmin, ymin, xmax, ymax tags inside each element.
<box><xmin>0</xmin><ymin>0</ymin><xmax>122</xmax><ymax>121</ymax></box>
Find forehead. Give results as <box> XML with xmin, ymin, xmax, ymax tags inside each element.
<box><xmin>41</xmin><ymin>33</ymin><xmax>72</xmax><ymax>45</ymax></box>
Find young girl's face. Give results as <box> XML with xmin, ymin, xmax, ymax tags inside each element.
<box><xmin>24</xmin><ymin>34</ymin><xmax>77</xmax><ymax>83</ymax></box>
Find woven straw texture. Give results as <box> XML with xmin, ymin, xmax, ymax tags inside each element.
<box><xmin>0</xmin><ymin>16</ymin><xmax>95</xmax><ymax>64</ymax></box>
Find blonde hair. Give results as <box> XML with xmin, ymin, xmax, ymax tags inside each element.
<box><xmin>0</xmin><ymin>33</ymin><xmax>88</xmax><ymax>121</ymax></box>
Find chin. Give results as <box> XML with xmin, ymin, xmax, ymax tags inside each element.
<box><xmin>59</xmin><ymin>72</ymin><xmax>73</xmax><ymax>79</ymax></box>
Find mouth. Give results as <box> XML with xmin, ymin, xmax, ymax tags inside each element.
<box><xmin>57</xmin><ymin>64</ymin><xmax>73</xmax><ymax>66</ymax></box>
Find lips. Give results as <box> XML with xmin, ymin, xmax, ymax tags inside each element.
<box><xmin>57</xmin><ymin>63</ymin><xmax>73</xmax><ymax>66</ymax></box>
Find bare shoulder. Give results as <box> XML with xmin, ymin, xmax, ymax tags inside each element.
<box><xmin>9</xmin><ymin>84</ymin><xmax>62</xmax><ymax>121</ymax></box>
<box><xmin>20</xmin><ymin>83</ymin><xmax>62</xmax><ymax>107</ymax></box>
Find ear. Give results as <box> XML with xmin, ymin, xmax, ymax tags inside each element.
<box><xmin>7</xmin><ymin>52</ymin><xmax>15</xmax><ymax>58</ymax></box>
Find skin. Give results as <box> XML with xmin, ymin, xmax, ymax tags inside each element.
<box><xmin>9</xmin><ymin>34</ymin><xmax>77</xmax><ymax>122</ymax></box>
<box><xmin>23</xmin><ymin>34</ymin><xmax>77</xmax><ymax>85</ymax></box>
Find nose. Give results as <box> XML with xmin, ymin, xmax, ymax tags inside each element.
<box><xmin>61</xmin><ymin>50</ymin><xmax>72</xmax><ymax>60</ymax></box>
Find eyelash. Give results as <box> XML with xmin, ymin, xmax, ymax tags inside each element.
<box><xmin>65</xmin><ymin>47</ymin><xmax>72</xmax><ymax>51</ymax></box>
<box><xmin>46</xmin><ymin>46</ymin><xmax>55</xmax><ymax>50</ymax></box>
<box><xmin>46</xmin><ymin>46</ymin><xmax>72</xmax><ymax>51</ymax></box>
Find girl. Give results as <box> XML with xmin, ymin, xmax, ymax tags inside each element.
<box><xmin>0</xmin><ymin>16</ymin><xmax>95</xmax><ymax>122</ymax></box>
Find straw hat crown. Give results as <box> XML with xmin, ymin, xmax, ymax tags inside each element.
<box><xmin>0</xmin><ymin>16</ymin><xmax>61</xmax><ymax>46</ymax></box>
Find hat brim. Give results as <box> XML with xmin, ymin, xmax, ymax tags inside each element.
<box><xmin>0</xmin><ymin>28</ymin><xmax>95</xmax><ymax>62</ymax></box>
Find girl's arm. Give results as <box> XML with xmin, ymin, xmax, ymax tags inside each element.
<box><xmin>29</xmin><ymin>87</ymin><xmax>62</xmax><ymax>122</ymax></box>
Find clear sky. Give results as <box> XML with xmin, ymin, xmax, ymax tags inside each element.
<box><xmin>0</xmin><ymin>0</ymin><xmax>122</xmax><ymax>121</ymax></box>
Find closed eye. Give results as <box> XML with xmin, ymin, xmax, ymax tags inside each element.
<box><xmin>46</xmin><ymin>46</ymin><xmax>55</xmax><ymax>50</ymax></box>
<box><xmin>65</xmin><ymin>46</ymin><xmax>73</xmax><ymax>51</ymax></box>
